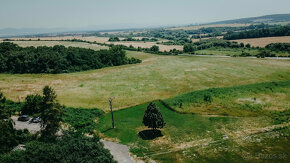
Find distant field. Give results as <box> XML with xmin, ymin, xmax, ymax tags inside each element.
<box><xmin>10</xmin><ymin>36</ymin><xmax>182</xmax><ymax>52</ymax></box>
<box><xmin>1</xmin><ymin>41</ymin><xmax>290</xmax><ymax>111</ymax></box>
<box><xmin>235</xmin><ymin>36</ymin><xmax>290</xmax><ymax>47</ymax></box>
<box><xmin>11</xmin><ymin>36</ymin><xmax>111</xmax><ymax>43</ymax></box>
<box><xmin>106</xmin><ymin>41</ymin><xmax>183</xmax><ymax>52</ymax></box>
<box><xmin>168</xmin><ymin>23</ymin><xmax>251</xmax><ymax>30</ymax></box>
<box><xmin>10</xmin><ymin>40</ymin><xmax>109</xmax><ymax>51</ymax></box>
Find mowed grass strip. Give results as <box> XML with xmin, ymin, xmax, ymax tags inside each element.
<box><xmin>1</xmin><ymin>43</ymin><xmax>290</xmax><ymax>111</ymax></box>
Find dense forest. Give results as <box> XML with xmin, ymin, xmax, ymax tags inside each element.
<box><xmin>0</xmin><ymin>42</ymin><xmax>141</xmax><ymax>74</ymax></box>
<box><xmin>224</xmin><ymin>25</ymin><xmax>290</xmax><ymax>40</ymax></box>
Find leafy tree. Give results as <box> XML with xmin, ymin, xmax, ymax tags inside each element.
<box><xmin>150</xmin><ymin>45</ymin><xmax>159</xmax><ymax>52</ymax></box>
<box><xmin>0</xmin><ymin>92</ymin><xmax>18</xmax><ymax>153</ymax></box>
<box><xmin>21</xmin><ymin>94</ymin><xmax>43</xmax><ymax>115</ymax></box>
<box><xmin>240</xmin><ymin>42</ymin><xmax>245</xmax><ymax>47</ymax></box>
<box><xmin>143</xmin><ymin>102</ymin><xmax>165</xmax><ymax>130</ymax></box>
<box><xmin>245</xmin><ymin>43</ymin><xmax>251</xmax><ymax>48</ymax></box>
<box><xmin>40</xmin><ymin>86</ymin><xmax>64</xmax><ymax>138</ymax></box>
<box><xmin>108</xmin><ymin>37</ymin><xmax>120</xmax><ymax>42</ymax></box>
<box><xmin>256</xmin><ymin>50</ymin><xmax>276</xmax><ymax>58</ymax></box>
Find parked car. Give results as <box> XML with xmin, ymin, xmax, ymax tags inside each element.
<box><xmin>30</xmin><ymin>116</ymin><xmax>41</xmax><ymax>123</ymax></box>
<box><xmin>18</xmin><ymin>115</ymin><xmax>30</xmax><ymax>122</ymax></box>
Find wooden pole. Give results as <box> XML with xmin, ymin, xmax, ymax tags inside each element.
<box><xmin>109</xmin><ymin>98</ymin><xmax>114</xmax><ymax>128</ymax></box>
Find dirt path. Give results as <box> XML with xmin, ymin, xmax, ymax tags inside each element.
<box><xmin>101</xmin><ymin>139</ymin><xmax>138</xmax><ymax>163</ymax></box>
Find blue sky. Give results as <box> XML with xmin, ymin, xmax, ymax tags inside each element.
<box><xmin>0</xmin><ymin>0</ymin><xmax>289</xmax><ymax>29</ymax></box>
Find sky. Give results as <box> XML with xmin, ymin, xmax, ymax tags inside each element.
<box><xmin>0</xmin><ymin>0</ymin><xmax>290</xmax><ymax>30</ymax></box>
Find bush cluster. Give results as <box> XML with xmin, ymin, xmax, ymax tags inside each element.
<box><xmin>183</xmin><ymin>39</ymin><xmax>245</xmax><ymax>53</ymax></box>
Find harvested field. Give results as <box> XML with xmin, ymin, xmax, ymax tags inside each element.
<box><xmin>235</xmin><ymin>36</ymin><xmax>290</xmax><ymax>47</ymax></box>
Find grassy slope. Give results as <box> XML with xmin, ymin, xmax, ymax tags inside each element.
<box><xmin>164</xmin><ymin>80</ymin><xmax>290</xmax><ymax>116</ymax></box>
<box><xmin>97</xmin><ymin>100</ymin><xmax>289</xmax><ymax>162</ymax></box>
<box><xmin>1</xmin><ymin>42</ymin><xmax>290</xmax><ymax>111</ymax></box>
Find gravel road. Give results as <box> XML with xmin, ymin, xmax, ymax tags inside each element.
<box><xmin>12</xmin><ymin>116</ymin><xmax>41</xmax><ymax>134</ymax></box>
<box><xmin>101</xmin><ymin>139</ymin><xmax>136</xmax><ymax>163</ymax></box>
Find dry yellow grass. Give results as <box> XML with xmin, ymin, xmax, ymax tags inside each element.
<box><xmin>235</xmin><ymin>36</ymin><xmax>290</xmax><ymax>47</ymax></box>
<box><xmin>168</xmin><ymin>23</ymin><xmax>251</xmax><ymax>30</ymax></box>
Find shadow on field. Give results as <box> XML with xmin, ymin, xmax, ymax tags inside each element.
<box><xmin>138</xmin><ymin>129</ymin><xmax>163</xmax><ymax>140</ymax></box>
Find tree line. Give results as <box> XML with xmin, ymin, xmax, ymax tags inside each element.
<box><xmin>0</xmin><ymin>42</ymin><xmax>141</xmax><ymax>74</ymax></box>
<box><xmin>265</xmin><ymin>43</ymin><xmax>290</xmax><ymax>52</ymax></box>
<box><xmin>183</xmin><ymin>39</ymin><xmax>250</xmax><ymax>53</ymax></box>
<box><xmin>224</xmin><ymin>25</ymin><xmax>290</xmax><ymax>40</ymax></box>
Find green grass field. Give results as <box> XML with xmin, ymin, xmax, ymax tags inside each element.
<box><xmin>1</xmin><ymin>41</ymin><xmax>290</xmax><ymax>111</ymax></box>
<box><xmin>97</xmin><ymin>100</ymin><xmax>289</xmax><ymax>162</ymax></box>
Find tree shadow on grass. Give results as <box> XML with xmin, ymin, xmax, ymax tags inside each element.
<box><xmin>138</xmin><ymin>129</ymin><xmax>163</xmax><ymax>140</ymax></box>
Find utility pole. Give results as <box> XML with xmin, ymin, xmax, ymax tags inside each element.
<box><xmin>109</xmin><ymin>98</ymin><xmax>114</xmax><ymax>128</ymax></box>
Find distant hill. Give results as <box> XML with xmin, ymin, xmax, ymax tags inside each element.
<box><xmin>207</xmin><ymin>14</ymin><xmax>290</xmax><ymax>25</ymax></box>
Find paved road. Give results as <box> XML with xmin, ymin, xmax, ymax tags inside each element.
<box><xmin>101</xmin><ymin>139</ymin><xmax>136</xmax><ymax>163</ymax></box>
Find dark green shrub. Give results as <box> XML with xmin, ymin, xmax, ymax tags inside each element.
<box><xmin>21</xmin><ymin>94</ymin><xmax>43</xmax><ymax>115</ymax></box>
<box><xmin>204</xmin><ymin>94</ymin><xmax>213</xmax><ymax>103</ymax></box>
